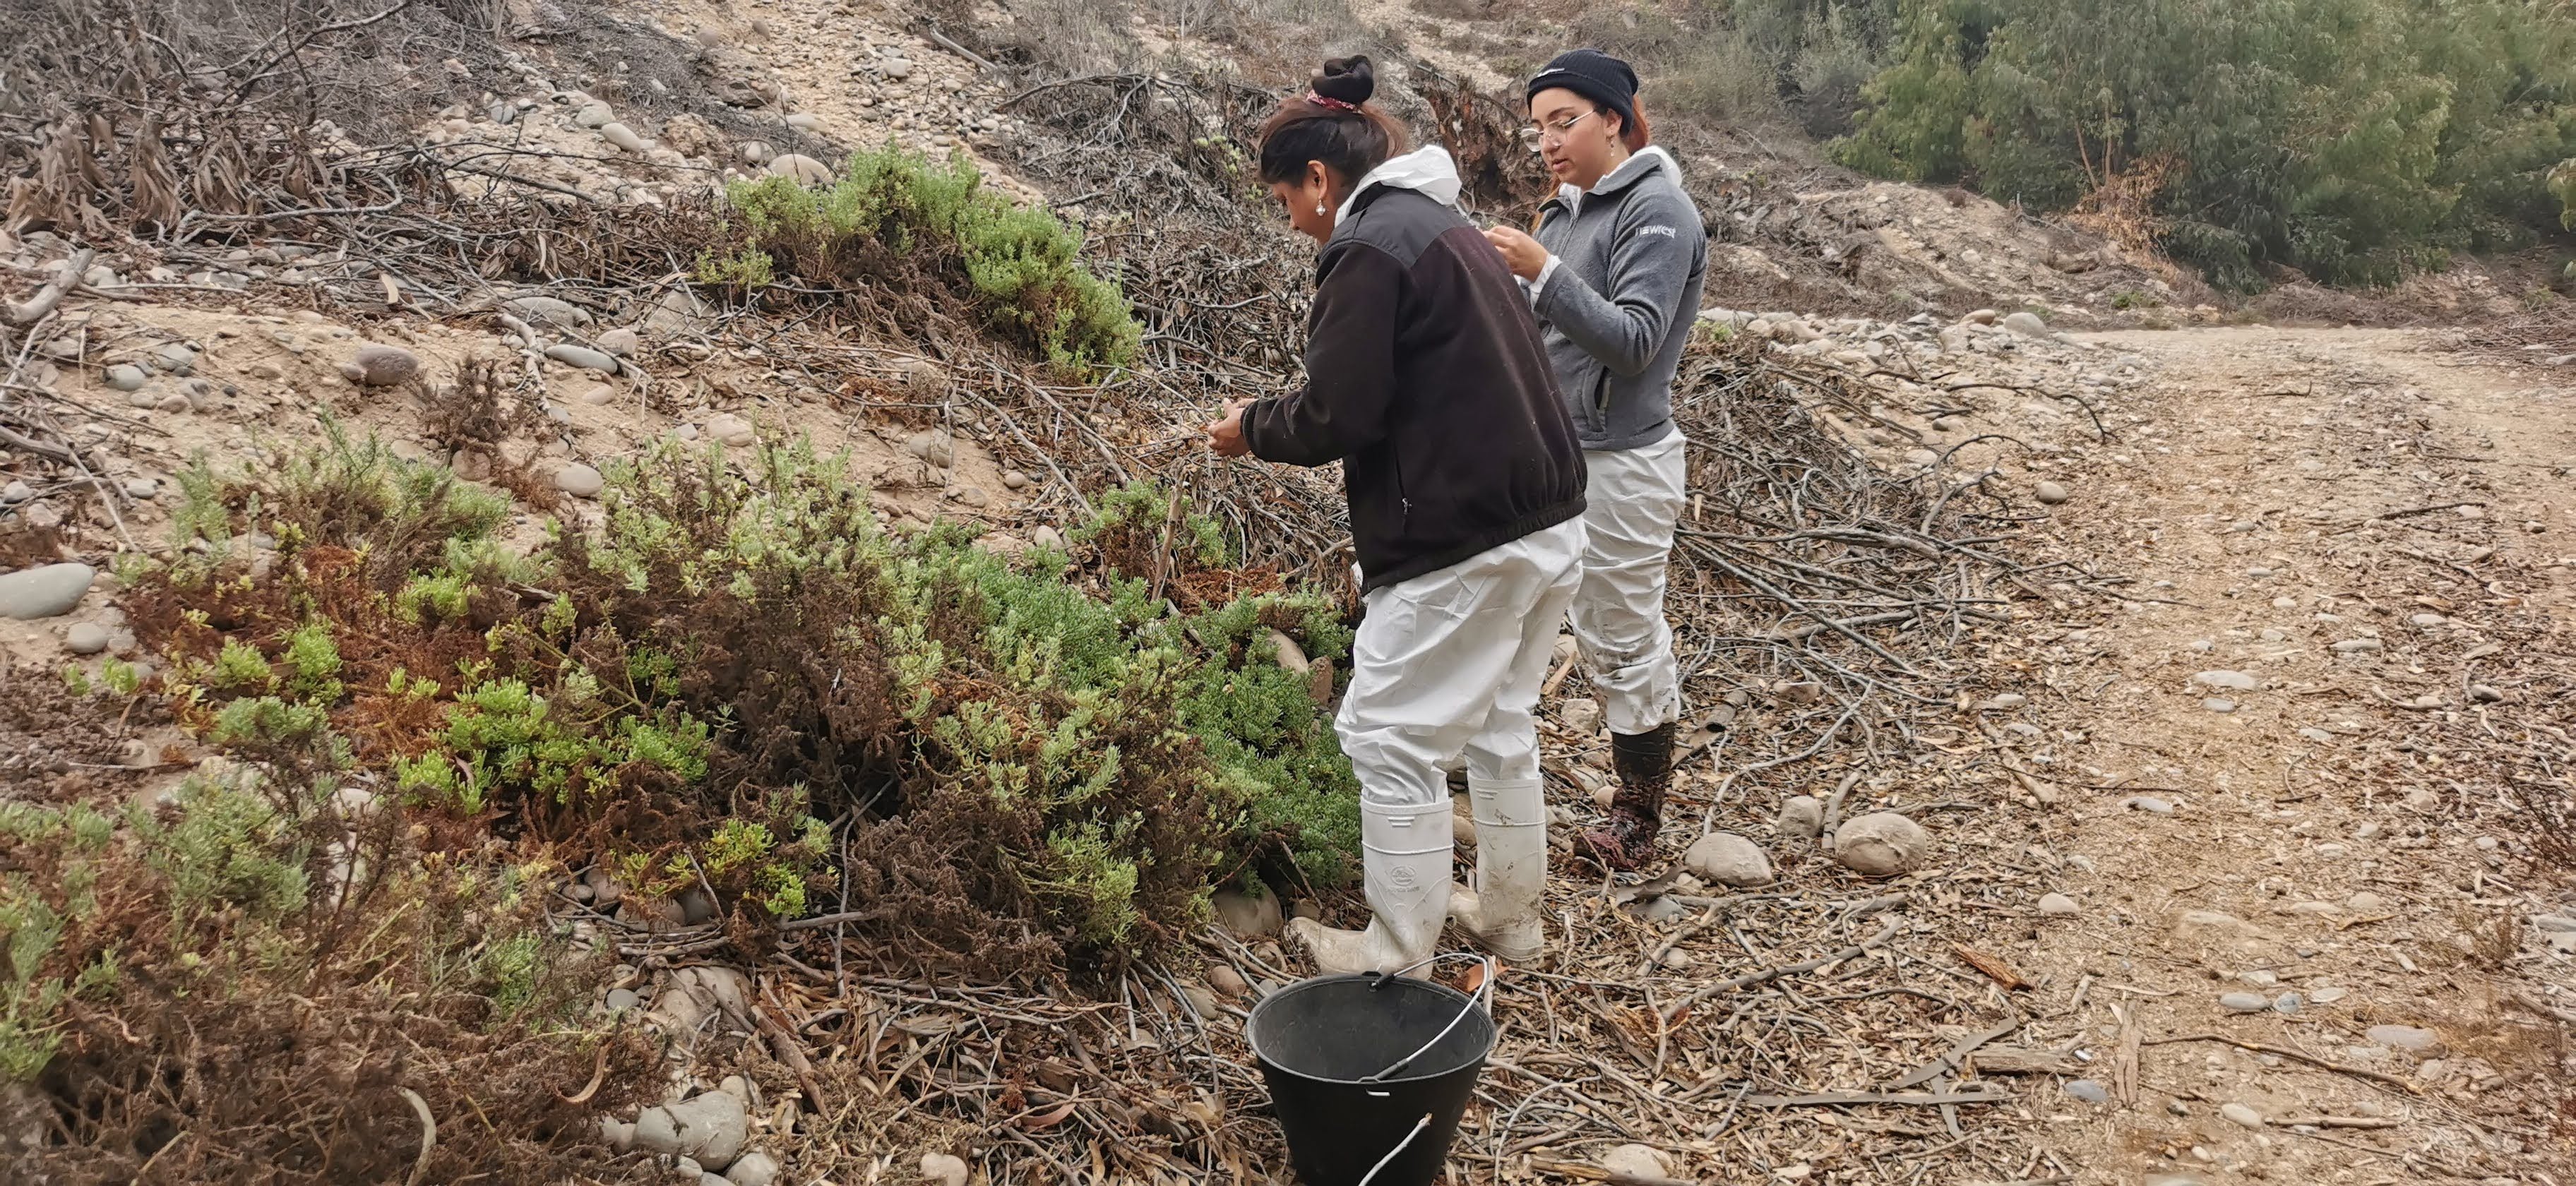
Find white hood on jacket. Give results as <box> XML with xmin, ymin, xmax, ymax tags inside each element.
<box><xmin>1336</xmin><ymin>145</ymin><xmax>1463</xmax><ymax>224</ymax></box>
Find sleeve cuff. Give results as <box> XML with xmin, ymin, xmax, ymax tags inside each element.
<box><xmin>1528</xmin><ymin>254</ymin><xmax>1562</xmax><ymax>301</ymax></box>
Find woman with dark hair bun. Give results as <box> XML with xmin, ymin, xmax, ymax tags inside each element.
<box><xmin>1207</xmin><ymin>56</ymin><xmax>1588</xmax><ymax>974</ymax></box>
<box><xmin>1484</xmin><ymin>49</ymin><xmax>1707</xmax><ymax>872</ymax></box>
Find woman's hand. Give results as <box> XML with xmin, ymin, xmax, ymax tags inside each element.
<box><xmin>1482</xmin><ymin>225</ymin><xmax>1550</xmax><ymax>280</ymax></box>
<box><xmin>1206</xmin><ymin>398</ymin><xmax>1254</xmax><ymax>457</ymax></box>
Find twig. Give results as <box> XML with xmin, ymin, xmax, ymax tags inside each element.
<box><xmin>6</xmin><ymin>247</ymin><xmax>92</xmax><ymax>325</ymax></box>
<box><xmin>1659</xmin><ymin>918</ymin><xmax>1904</xmax><ymax>1022</ymax></box>
<box><xmin>2142</xmin><ymin>1034</ymin><xmax>2419</xmax><ymax>1094</ymax></box>
<box><xmin>395</xmin><ymin>1086</ymin><xmax>437</xmax><ymax>1186</ymax></box>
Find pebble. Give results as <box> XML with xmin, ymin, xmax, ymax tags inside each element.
<box><xmin>605</xmin><ymin>988</ymin><xmax>640</xmax><ymax>1012</ymax></box>
<box><xmin>2123</xmin><ymin>796</ymin><xmax>2175</xmax><ymax>814</ymax></box>
<box><xmin>2219</xmin><ymin>1102</ymin><xmax>2265</xmax><ymax>1129</ymax></box>
<box><xmin>2330</xmin><ymin>637</ymin><xmax>2383</xmax><ymax>653</ymax></box>
<box><xmin>1980</xmin><ymin>692</ymin><xmax>2028</xmax><ymax>709</ymax></box>
<box><xmin>1832</xmin><ymin>812</ymin><xmax>1928</xmax><ymax>877</ymax></box>
<box><xmin>1598</xmin><ymin>1145</ymin><xmax>1670</xmax><ymax>1180</ymax></box>
<box><xmin>1559</xmin><ymin>697</ymin><xmax>1602</xmax><ymax>737</ymax></box>
<box><xmin>2194</xmin><ymin>670</ymin><xmax>2260</xmax><ymax>690</ymax></box>
<box><xmin>726</xmin><ymin>1151</ymin><xmax>779</xmax><ymax>1186</ymax></box>
<box><xmin>953</xmin><ymin>486</ymin><xmax>990</xmax><ymax>508</ymax></box>
<box><xmin>786</xmin><ymin>112</ymin><xmax>821</xmax><ymax>131</ymax></box>
<box><xmin>2310</xmin><ymin>986</ymin><xmax>2348</xmax><ymax>1003</ymax></box>
<box><xmin>64</xmin><ymin>621</ymin><xmax>109</xmax><ymax>654</ymax></box>
<box><xmin>2365</xmin><ymin>1024</ymin><xmax>2438</xmax><ymax>1052</ymax></box>
<box><xmin>0</xmin><ymin>481</ymin><xmax>26</xmax><ymax>503</ymax></box>
<box><xmin>1207</xmin><ymin>964</ymin><xmax>1249</xmax><ymax>998</ymax></box>
<box><xmin>766</xmin><ymin>153</ymin><xmax>831</xmax><ymax>184</ymax></box>
<box><xmin>575</xmin><ymin>101</ymin><xmax>613</xmax><ymax>127</ymax></box>
<box><xmin>0</xmin><ymin>562</ymin><xmax>97</xmax><ymax>619</ymax></box>
<box><xmin>2298</xmin><ymin>727</ymin><xmax>2337</xmax><ymax>743</ymax></box>
<box><xmin>900</xmin><ymin>357</ymin><xmax>947</xmax><ymax>395</ymax></box>
<box><xmin>124</xmin><ymin>477</ymin><xmax>157</xmax><ymax>500</ymax></box>
<box><xmin>556</xmin><ymin>462</ymin><xmax>604</xmax><ymax>498</ymax></box>
<box><xmin>2219</xmin><ymin>991</ymin><xmax>2269</xmax><ymax>1012</ymax></box>
<box><xmin>920</xmin><ymin>1152</ymin><xmax>970</xmax><ymax>1186</ymax></box>
<box><xmin>904</xmin><ymin>430</ymin><xmax>956</xmax><ymax>468</ymax></box>
<box><xmin>595</xmin><ymin>327</ymin><xmax>640</xmax><ymax>357</ymax></box>
<box><xmin>104</xmin><ymin>364</ymin><xmax>147</xmax><ymax>391</ymax></box>
<box><xmin>504</xmin><ymin>294</ymin><xmax>592</xmax><ymax>326</ymax></box>
<box><xmin>663</xmin><ymin>1086</ymin><xmax>749</xmax><ymax>1170</ymax></box>
<box><xmin>152</xmin><ymin>344</ymin><xmax>197</xmax><ymax>374</ymax></box>
<box><xmin>157</xmin><ymin>392</ymin><xmax>192</xmax><ymax>413</ymax></box>
<box><xmin>1001</xmin><ymin>469</ymin><xmax>1030</xmax><ymax>490</ymax></box>
<box><xmin>600</xmin><ymin>121</ymin><xmax>647</xmax><ymax>152</ymax></box>
<box><xmin>2037</xmin><ymin>892</ymin><xmax>2079</xmax><ymax>916</ymax></box>
<box><xmin>578</xmin><ymin>383</ymin><xmax>618</xmax><ymax>405</ymax></box>
<box><xmin>1775</xmin><ymin>794</ymin><xmax>1823</xmax><ymax>839</ymax></box>
<box><xmin>2063</xmin><ymin>1079</ymin><xmax>2109</xmax><ymax>1103</ymax></box>
<box><xmin>705</xmin><ymin>413</ymin><xmax>756</xmax><ymax>447</ymax></box>
<box><xmin>1211</xmin><ymin>888</ymin><xmax>1282</xmax><ymax>938</ymax></box>
<box><xmin>2033</xmin><ymin>480</ymin><xmax>2070</xmax><ymax>505</ymax></box>
<box><xmin>2202</xmin><ymin>697</ymin><xmax>2239</xmax><ymax>713</ymax></box>
<box><xmin>2404</xmin><ymin>788</ymin><xmax>2438</xmax><ymax>811</ymax></box>
<box><xmin>2467</xmin><ymin>683</ymin><xmax>2503</xmax><ymax>702</ymax></box>
<box><xmin>1033</xmin><ymin>525</ymin><xmax>1065</xmax><ymax>550</ymax></box>
<box><xmin>1683</xmin><ymin>832</ymin><xmax>1773</xmax><ymax>887</ymax></box>
<box><xmin>341</xmin><ymin>344</ymin><xmax>420</xmax><ymax>386</ymax></box>
<box><xmin>2274</xmin><ymin>992</ymin><xmax>2301</xmax><ymax>1013</ymax></box>
<box><xmin>544</xmin><ymin>343</ymin><xmax>618</xmax><ymax>372</ymax></box>
<box><xmin>2346</xmin><ymin>892</ymin><xmax>2386</xmax><ymax>911</ymax></box>
<box><xmin>882</xmin><ymin>57</ymin><xmax>915</xmax><ymax>80</ymax></box>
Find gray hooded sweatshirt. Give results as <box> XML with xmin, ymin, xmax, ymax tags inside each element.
<box><xmin>1527</xmin><ymin>146</ymin><xmax>1707</xmax><ymax>453</ymax></box>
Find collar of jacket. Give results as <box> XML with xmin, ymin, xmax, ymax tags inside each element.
<box><xmin>1546</xmin><ymin>145</ymin><xmax>1681</xmax><ymax>217</ymax></box>
<box><xmin>1333</xmin><ymin>145</ymin><xmax>1464</xmax><ymax>227</ymax></box>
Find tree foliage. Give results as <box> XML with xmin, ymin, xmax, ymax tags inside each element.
<box><xmin>1835</xmin><ymin>0</ymin><xmax>2576</xmax><ymax>287</ymax></box>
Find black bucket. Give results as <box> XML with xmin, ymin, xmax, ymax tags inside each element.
<box><xmin>1246</xmin><ymin>972</ymin><xmax>1496</xmax><ymax>1186</ymax></box>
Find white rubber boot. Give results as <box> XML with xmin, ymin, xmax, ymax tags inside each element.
<box><xmin>1289</xmin><ymin>799</ymin><xmax>1452</xmax><ymax>975</ymax></box>
<box><xmin>1448</xmin><ymin>777</ymin><xmax>1547</xmax><ymax>962</ymax></box>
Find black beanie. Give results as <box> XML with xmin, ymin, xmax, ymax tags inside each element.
<box><xmin>1526</xmin><ymin>49</ymin><xmax>1639</xmax><ymax>136</ymax></box>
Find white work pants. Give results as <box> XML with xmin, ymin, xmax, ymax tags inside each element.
<box><xmin>1570</xmin><ymin>429</ymin><xmax>1687</xmax><ymax>736</ymax></box>
<box><xmin>1337</xmin><ymin>520</ymin><xmax>1585</xmax><ymax>808</ymax></box>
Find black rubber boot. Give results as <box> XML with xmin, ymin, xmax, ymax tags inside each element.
<box><xmin>1577</xmin><ymin>721</ymin><xmax>1675</xmax><ymax>871</ymax></box>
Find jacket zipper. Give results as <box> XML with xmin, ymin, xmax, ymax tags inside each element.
<box><xmin>1590</xmin><ymin>369</ymin><xmax>1611</xmax><ymax>433</ymax></box>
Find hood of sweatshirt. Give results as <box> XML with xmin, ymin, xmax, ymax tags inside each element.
<box><xmin>1555</xmin><ymin>144</ymin><xmax>1681</xmax><ymax>215</ymax></box>
<box><xmin>1336</xmin><ymin>145</ymin><xmax>1464</xmax><ymax>224</ymax></box>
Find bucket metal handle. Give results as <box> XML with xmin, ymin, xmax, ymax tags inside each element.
<box><xmin>1361</xmin><ymin>955</ymin><xmax>1496</xmax><ymax>1084</ymax></box>
<box><xmin>1354</xmin><ymin>1113</ymin><xmax>1433</xmax><ymax>1186</ymax></box>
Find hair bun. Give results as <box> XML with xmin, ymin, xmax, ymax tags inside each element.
<box><xmin>1311</xmin><ymin>56</ymin><xmax>1376</xmax><ymax>107</ymax></box>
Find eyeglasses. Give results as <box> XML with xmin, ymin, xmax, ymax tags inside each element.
<box><xmin>1525</xmin><ymin>109</ymin><xmax>1597</xmax><ymax>146</ymax></box>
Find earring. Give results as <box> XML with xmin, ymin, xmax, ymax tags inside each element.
<box><xmin>1315</xmin><ymin>201</ymin><xmax>1326</xmax><ymax>215</ymax></box>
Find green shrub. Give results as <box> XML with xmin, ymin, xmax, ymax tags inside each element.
<box><xmin>706</xmin><ymin>148</ymin><xmax>1142</xmax><ymax>376</ymax></box>
<box><xmin>1839</xmin><ymin>0</ymin><xmax>2576</xmax><ymax>287</ymax></box>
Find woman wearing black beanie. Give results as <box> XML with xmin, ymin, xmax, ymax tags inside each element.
<box><xmin>1485</xmin><ymin>49</ymin><xmax>1707</xmax><ymax>871</ymax></box>
<box><xmin>1208</xmin><ymin>57</ymin><xmax>1588</xmax><ymax>971</ymax></box>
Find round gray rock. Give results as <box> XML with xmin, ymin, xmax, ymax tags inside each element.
<box><xmin>726</xmin><ymin>1152</ymin><xmax>780</xmax><ymax>1186</ymax></box>
<box><xmin>2033</xmin><ymin>480</ymin><xmax>2070</xmax><ymax>505</ymax></box>
<box><xmin>556</xmin><ymin>462</ymin><xmax>605</xmax><ymax>498</ymax></box>
<box><xmin>0</xmin><ymin>562</ymin><xmax>97</xmax><ymax>620</ymax></box>
<box><xmin>340</xmin><ymin>344</ymin><xmax>420</xmax><ymax>386</ymax></box>
<box><xmin>64</xmin><ymin>621</ymin><xmax>110</xmax><ymax>654</ymax></box>
<box><xmin>600</xmin><ymin>121</ymin><xmax>648</xmax><ymax>153</ymax></box>
<box><xmin>1683</xmin><ymin>832</ymin><xmax>1773</xmax><ymax>887</ymax></box>
<box><xmin>2001</xmin><ymin>311</ymin><xmax>2050</xmax><ymax>337</ymax></box>
<box><xmin>2365</xmin><ymin>1024</ymin><xmax>2439</xmax><ymax>1052</ymax></box>
<box><xmin>104</xmin><ymin>364</ymin><xmax>148</xmax><ymax>392</ymax></box>
<box><xmin>1832</xmin><ymin>812</ymin><xmax>1929</xmax><ymax>877</ymax></box>
<box><xmin>595</xmin><ymin>327</ymin><xmax>640</xmax><ymax>357</ymax></box>
<box><xmin>544</xmin><ymin>343</ymin><xmax>619</xmax><ymax>373</ymax></box>
<box><xmin>1775</xmin><ymin>794</ymin><xmax>1824</xmax><ymax>839</ymax></box>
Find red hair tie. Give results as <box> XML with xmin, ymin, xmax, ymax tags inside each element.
<box><xmin>1305</xmin><ymin>90</ymin><xmax>1360</xmax><ymax>112</ymax></box>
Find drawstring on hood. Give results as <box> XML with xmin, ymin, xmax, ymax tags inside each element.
<box><xmin>1337</xmin><ymin>145</ymin><xmax>1463</xmax><ymax>224</ymax></box>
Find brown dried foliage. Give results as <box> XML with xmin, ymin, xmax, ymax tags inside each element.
<box><xmin>0</xmin><ymin>813</ymin><xmax>658</xmax><ymax>1184</ymax></box>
